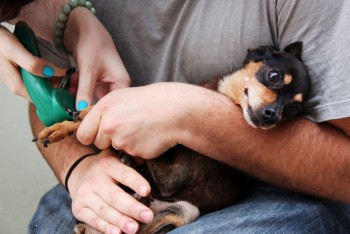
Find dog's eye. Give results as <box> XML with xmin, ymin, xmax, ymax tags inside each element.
<box><xmin>266</xmin><ymin>69</ymin><xmax>281</xmax><ymax>84</ymax></box>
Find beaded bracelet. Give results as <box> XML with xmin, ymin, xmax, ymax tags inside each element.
<box><xmin>54</xmin><ymin>0</ymin><xmax>96</xmax><ymax>52</ymax></box>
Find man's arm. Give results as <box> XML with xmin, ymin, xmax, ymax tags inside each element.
<box><xmin>179</xmin><ymin>86</ymin><xmax>350</xmax><ymax>203</ymax></box>
<box><xmin>328</xmin><ymin>118</ymin><xmax>350</xmax><ymax>137</ymax></box>
<box><xmin>77</xmin><ymin>82</ymin><xmax>350</xmax><ymax>204</ymax></box>
<box><xmin>29</xmin><ymin>104</ymin><xmax>96</xmax><ymax>184</ymax></box>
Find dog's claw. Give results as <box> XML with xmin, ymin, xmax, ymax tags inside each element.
<box><xmin>139</xmin><ymin>196</ymin><xmax>152</xmax><ymax>207</ymax></box>
<box><xmin>32</xmin><ymin>136</ymin><xmax>38</xmax><ymax>142</ymax></box>
<box><xmin>43</xmin><ymin>138</ymin><xmax>50</xmax><ymax>147</ymax></box>
<box><xmin>73</xmin><ymin>111</ymin><xmax>81</xmax><ymax>122</ymax></box>
<box><xmin>66</xmin><ymin>108</ymin><xmax>80</xmax><ymax>122</ymax></box>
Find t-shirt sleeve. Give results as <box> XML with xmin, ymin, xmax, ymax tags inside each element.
<box><xmin>277</xmin><ymin>0</ymin><xmax>350</xmax><ymax>122</ymax></box>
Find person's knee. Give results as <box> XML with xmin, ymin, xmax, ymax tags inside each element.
<box><xmin>289</xmin><ymin>200</ymin><xmax>335</xmax><ymax>233</ymax></box>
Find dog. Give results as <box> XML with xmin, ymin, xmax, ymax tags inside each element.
<box><xmin>35</xmin><ymin>41</ymin><xmax>310</xmax><ymax>234</ymax></box>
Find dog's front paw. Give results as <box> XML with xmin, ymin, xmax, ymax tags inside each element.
<box><xmin>75</xmin><ymin>223</ymin><xmax>103</xmax><ymax>234</ymax></box>
<box><xmin>139</xmin><ymin>200</ymin><xmax>200</xmax><ymax>234</ymax></box>
<box><xmin>33</xmin><ymin>106</ymin><xmax>94</xmax><ymax>147</ymax></box>
<box><xmin>33</xmin><ymin>121</ymin><xmax>81</xmax><ymax>147</ymax></box>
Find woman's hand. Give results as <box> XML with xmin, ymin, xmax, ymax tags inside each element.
<box><xmin>0</xmin><ymin>25</ymin><xmax>67</xmax><ymax>101</ymax></box>
<box><xmin>63</xmin><ymin>7</ymin><xmax>131</xmax><ymax>111</ymax></box>
<box><xmin>68</xmin><ymin>149</ymin><xmax>153</xmax><ymax>234</ymax></box>
<box><xmin>3</xmin><ymin>3</ymin><xmax>130</xmax><ymax>109</ymax></box>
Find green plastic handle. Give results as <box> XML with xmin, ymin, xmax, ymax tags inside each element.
<box><xmin>13</xmin><ymin>22</ymin><xmax>76</xmax><ymax>126</ymax></box>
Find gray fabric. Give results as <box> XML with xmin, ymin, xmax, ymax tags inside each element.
<box><xmin>37</xmin><ymin>0</ymin><xmax>350</xmax><ymax>122</ymax></box>
<box><xmin>37</xmin><ymin>38</ymin><xmax>71</xmax><ymax>69</ymax></box>
<box><xmin>276</xmin><ymin>0</ymin><xmax>350</xmax><ymax>122</ymax></box>
<box><xmin>92</xmin><ymin>0</ymin><xmax>277</xmax><ymax>85</ymax></box>
<box><xmin>88</xmin><ymin>0</ymin><xmax>350</xmax><ymax>122</ymax></box>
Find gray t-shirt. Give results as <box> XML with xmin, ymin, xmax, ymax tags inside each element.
<box><xmin>42</xmin><ymin>0</ymin><xmax>350</xmax><ymax>122</ymax></box>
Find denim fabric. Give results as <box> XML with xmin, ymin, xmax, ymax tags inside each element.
<box><xmin>28</xmin><ymin>185</ymin><xmax>350</xmax><ymax>234</ymax></box>
<box><xmin>28</xmin><ymin>184</ymin><xmax>76</xmax><ymax>234</ymax></box>
<box><xmin>170</xmin><ymin>187</ymin><xmax>350</xmax><ymax>234</ymax></box>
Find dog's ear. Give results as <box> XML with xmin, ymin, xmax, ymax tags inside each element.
<box><xmin>284</xmin><ymin>41</ymin><xmax>303</xmax><ymax>61</ymax></box>
<box><xmin>243</xmin><ymin>45</ymin><xmax>277</xmax><ymax>65</ymax></box>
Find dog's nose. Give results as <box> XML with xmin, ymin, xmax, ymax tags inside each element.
<box><xmin>262</xmin><ymin>106</ymin><xmax>278</xmax><ymax>125</ymax></box>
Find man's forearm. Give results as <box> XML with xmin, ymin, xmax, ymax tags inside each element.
<box><xmin>29</xmin><ymin>104</ymin><xmax>96</xmax><ymax>183</ymax></box>
<box><xmin>179</xmin><ymin>86</ymin><xmax>350</xmax><ymax>203</ymax></box>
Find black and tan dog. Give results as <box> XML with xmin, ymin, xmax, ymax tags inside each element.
<box><xmin>35</xmin><ymin>42</ymin><xmax>310</xmax><ymax>234</ymax></box>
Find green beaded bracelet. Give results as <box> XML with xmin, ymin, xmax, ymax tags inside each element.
<box><xmin>54</xmin><ymin>0</ymin><xmax>96</xmax><ymax>52</ymax></box>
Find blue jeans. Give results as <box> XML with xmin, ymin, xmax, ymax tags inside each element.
<box><xmin>28</xmin><ymin>185</ymin><xmax>350</xmax><ymax>234</ymax></box>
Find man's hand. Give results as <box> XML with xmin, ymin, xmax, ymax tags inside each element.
<box><xmin>68</xmin><ymin>148</ymin><xmax>153</xmax><ymax>234</ymax></box>
<box><xmin>77</xmin><ymin>83</ymin><xmax>198</xmax><ymax>158</ymax></box>
<box><xmin>30</xmin><ymin>104</ymin><xmax>153</xmax><ymax>234</ymax></box>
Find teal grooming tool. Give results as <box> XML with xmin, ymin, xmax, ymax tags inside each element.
<box><xmin>13</xmin><ymin>22</ymin><xmax>76</xmax><ymax>126</ymax></box>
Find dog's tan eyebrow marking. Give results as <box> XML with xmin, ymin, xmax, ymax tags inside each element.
<box><xmin>284</xmin><ymin>74</ymin><xmax>292</xmax><ymax>85</ymax></box>
<box><xmin>294</xmin><ymin>93</ymin><xmax>303</xmax><ymax>102</ymax></box>
<box><xmin>244</xmin><ymin>62</ymin><xmax>263</xmax><ymax>77</ymax></box>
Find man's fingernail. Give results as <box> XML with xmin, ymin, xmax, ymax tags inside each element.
<box><xmin>140</xmin><ymin>210</ymin><xmax>153</xmax><ymax>223</ymax></box>
<box><xmin>125</xmin><ymin>222</ymin><xmax>138</xmax><ymax>234</ymax></box>
<box><xmin>42</xmin><ymin>65</ymin><xmax>55</xmax><ymax>78</ymax></box>
<box><xmin>77</xmin><ymin>100</ymin><xmax>88</xmax><ymax>111</ymax></box>
<box><xmin>139</xmin><ymin>185</ymin><xmax>148</xmax><ymax>197</ymax></box>
<box><xmin>111</xmin><ymin>227</ymin><xmax>121</xmax><ymax>234</ymax></box>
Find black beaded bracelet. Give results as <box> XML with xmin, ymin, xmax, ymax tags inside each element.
<box><xmin>65</xmin><ymin>153</ymin><xmax>98</xmax><ymax>193</ymax></box>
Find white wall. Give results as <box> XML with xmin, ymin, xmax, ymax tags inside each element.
<box><xmin>0</xmin><ymin>82</ymin><xmax>57</xmax><ymax>233</ymax></box>
<box><xmin>0</xmin><ymin>21</ymin><xmax>74</xmax><ymax>233</ymax></box>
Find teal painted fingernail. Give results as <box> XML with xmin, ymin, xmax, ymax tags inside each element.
<box><xmin>42</xmin><ymin>65</ymin><xmax>55</xmax><ymax>78</ymax></box>
<box><xmin>77</xmin><ymin>100</ymin><xmax>88</xmax><ymax>111</ymax></box>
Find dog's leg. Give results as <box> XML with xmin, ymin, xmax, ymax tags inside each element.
<box><xmin>139</xmin><ymin>199</ymin><xmax>200</xmax><ymax>234</ymax></box>
<box><xmin>34</xmin><ymin>106</ymin><xmax>93</xmax><ymax>146</ymax></box>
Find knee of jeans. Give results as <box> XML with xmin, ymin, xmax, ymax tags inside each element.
<box><xmin>295</xmin><ymin>201</ymin><xmax>336</xmax><ymax>232</ymax></box>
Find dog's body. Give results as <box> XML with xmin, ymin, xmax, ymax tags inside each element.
<box><xmin>37</xmin><ymin>42</ymin><xmax>310</xmax><ymax>234</ymax></box>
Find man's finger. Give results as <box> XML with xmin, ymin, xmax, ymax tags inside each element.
<box><xmin>73</xmin><ymin>207</ymin><xmax>121</xmax><ymax>234</ymax></box>
<box><xmin>77</xmin><ymin>105</ymin><xmax>101</xmax><ymax>145</ymax></box>
<box><xmin>89</xmin><ymin>192</ymin><xmax>140</xmax><ymax>233</ymax></box>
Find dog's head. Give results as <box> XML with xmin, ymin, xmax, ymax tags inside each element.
<box><xmin>219</xmin><ymin>42</ymin><xmax>310</xmax><ymax>129</ymax></box>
